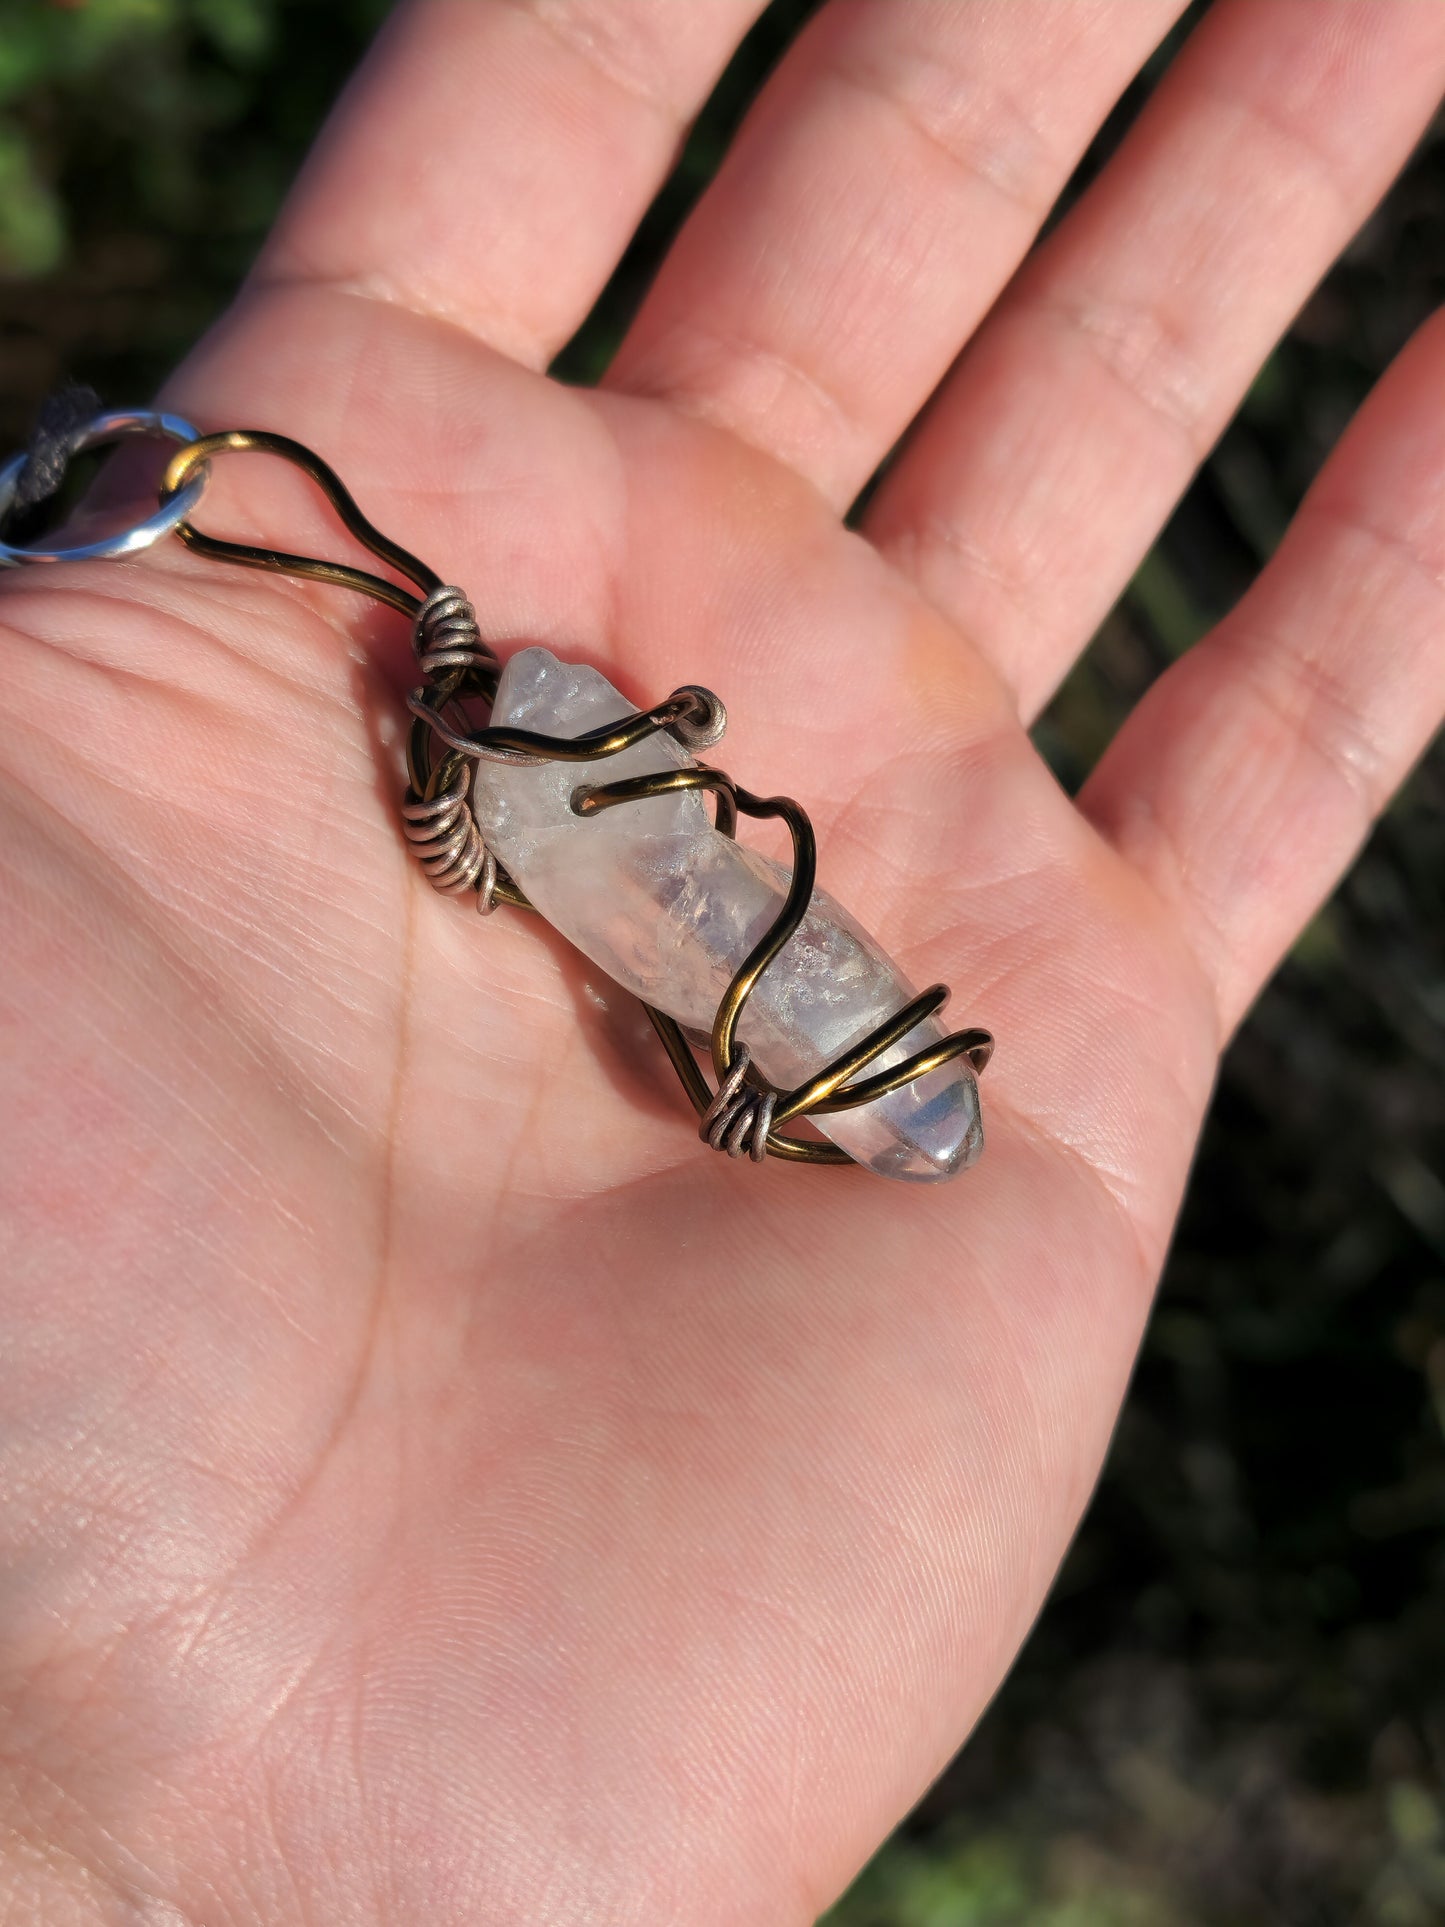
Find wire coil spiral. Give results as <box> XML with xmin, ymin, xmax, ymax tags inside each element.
<box><xmin>400</xmin><ymin>758</ymin><xmax>499</xmax><ymax>913</ymax></box>
<box><xmin>414</xmin><ymin>584</ymin><xmax>497</xmax><ymax>678</ymax></box>
<box><xmin>157</xmin><ymin>426</ymin><xmax>993</xmax><ymax>1174</ymax></box>
<box><xmin>699</xmin><ymin>1049</ymin><xmax>777</xmax><ymax>1161</ymax></box>
<box><xmin>405</xmin><ymin>586</ymin><xmax>502</xmax><ymax>910</ymax></box>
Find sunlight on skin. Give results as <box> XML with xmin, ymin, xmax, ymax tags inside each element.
<box><xmin>1</xmin><ymin>1</ymin><xmax>1443</xmax><ymax>1921</ymax></box>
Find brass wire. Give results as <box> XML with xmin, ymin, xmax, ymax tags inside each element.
<box><xmin>573</xmin><ymin>767</ymin><xmax>992</xmax><ymax>1159</ymax></box>
<box><xmin>160</xmin><ymin>430</ymin><xmax>992</xmax><ymax>1170</ymax></box>
<box><xmin>163</xmin><ymin>430</ymin><xmax>441</xmax><ymax>616</ymax></box>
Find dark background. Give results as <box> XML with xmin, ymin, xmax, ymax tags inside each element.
<box><xmin>2</xmin><ymin>3</ymin><xmax>1442</xmax><ymax>1921</ymax></box>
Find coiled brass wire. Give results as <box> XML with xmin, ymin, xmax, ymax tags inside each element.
<box><xmin>160</xmin><ymin>430</ymin><xmax>992</xmax><ymax>1170</ymax></box>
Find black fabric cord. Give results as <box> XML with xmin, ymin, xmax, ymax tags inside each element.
<box><xmin>13</xmin><ymin>383</ymin><xmax>102</xmax><ymax>512</ymax></box>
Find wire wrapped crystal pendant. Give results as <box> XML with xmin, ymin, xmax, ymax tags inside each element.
<box><xmin>1</xmin><ymin>411</ymin><xmax>992</xmax><ymax>1184</ymax></box>
<box><xmin>400</xmin><ymin>562</ymin><xmax>993</xmax><ymax>1179</ymax></box>
<box><xmin>469</xmin><ymin>646</ymin><xmax>986</xmax><ymax>1180</ymax></box>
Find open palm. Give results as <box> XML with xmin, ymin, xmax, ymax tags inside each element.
<box><xmin>3</xmin><ymin>3</ymin><xmax>1444</xmax><ymax>1920</ymax></box>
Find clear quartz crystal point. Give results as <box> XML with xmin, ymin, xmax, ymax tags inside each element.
<box><xmin>470</xmin><ymin>648</ymin><xmax>983</xmax><ymax>1182</ymax></box>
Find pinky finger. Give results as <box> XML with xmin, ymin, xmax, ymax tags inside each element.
<box><xmin>1083</xmin><ymin>311</ymin><xmax>1445</xmax><ymax>1037</ymax></box>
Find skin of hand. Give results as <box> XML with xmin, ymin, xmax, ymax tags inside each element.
<box><xmin>1</xmin><ymin>2</ymin><xmax>1443</xmax><ymax>1922</ymax></box>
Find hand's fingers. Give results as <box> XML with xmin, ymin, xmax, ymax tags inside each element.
<box><xmin>1083</xmin><ymin>310</ymin><xmax>1445</xmax><ymax>1039</ymax></box>
<box><xmin>606</xmin><ymin>0</ymin><xmax>1187</xmax><ymax>505</ymax></box>
<box><xmin>255</xmin><ymin>0</ymin><xmax>766</xmax><ymax>369</ymax></box>
<box><xmin>868</xmin><ymin>0</ymin><xmax>1445</xmax><ymax>720</ymax></box>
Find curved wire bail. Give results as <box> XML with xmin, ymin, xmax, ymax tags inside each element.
<box><xmin>157</xmin><ymin>434</ymin><xmax>504</xmax><ymax>876</ymax></box>
<box><xmin>161</xmin><ymin>429</ymin><xmax>441</xmax><ymax>617</ymax></box>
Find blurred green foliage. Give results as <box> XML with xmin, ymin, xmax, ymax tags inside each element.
<box><xmin>0</xmin><ymin>0</ymin><xmax>386</xmax><ymax>430</ymax></box>
<box><xmin>0</xmin><ymin>0</ymin><xmax>276</xmax><ymax>276</ymax></box>
<box><xmin>1</xmin><ymin>3</ymin><xmax>1442</xmax><ymax>1923</ymax></box>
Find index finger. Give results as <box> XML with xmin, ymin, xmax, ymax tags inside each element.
<box><xmin>256</xmin><ymin>0</ymin><xmax>767</xmax><ymax>369</ymax></box>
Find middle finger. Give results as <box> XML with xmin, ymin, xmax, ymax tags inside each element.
<box><xmin>606</xmin><ymin>0</ymin><xmax>1187</xmax><ymax>506</ymax></box>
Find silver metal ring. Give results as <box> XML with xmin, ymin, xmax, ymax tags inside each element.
<box><xmin>0</xmin><ymin>408</ymin><xmax>208</xmax><ymax>568</ymax></box>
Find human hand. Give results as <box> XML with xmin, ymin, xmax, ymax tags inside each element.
<box><xmin>2</xmin><ymin>2</ymin><xmax>1443</xmax><ymax>1920</ymax></box>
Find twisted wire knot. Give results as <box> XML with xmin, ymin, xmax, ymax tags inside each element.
<box><xmin>402</xmin><ymin>762</ymin><xmax>499</xmax><ymax>914</ymax></box>
<box><xmin>413</xmin><ymin>585</ymin><xmax>497</xmax><ymax>678</ymax></box>
<box><xmin>406</xmin><ymin>588</ymin><xmax>501</xmax><ymax>911</ymax></box>
<box><xmin>698</xmin><ymin>1048</ymin><xmax>776</xmax><ymax>1162</ymax></box>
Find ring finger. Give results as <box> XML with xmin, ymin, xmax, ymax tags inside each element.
<box><xmin>867</xmin><ymin>0</ymin><xmax>1445</xmax><ymax>719</ymax></box>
